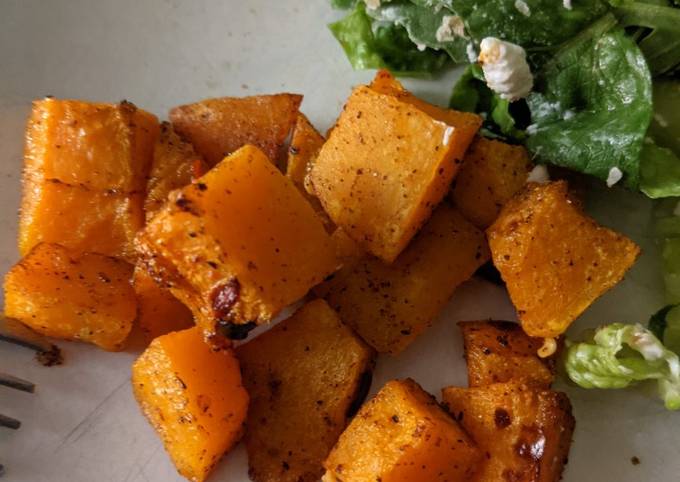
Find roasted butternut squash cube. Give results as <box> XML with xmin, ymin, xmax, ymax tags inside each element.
<box><xmin>19</xmin><ymin>176</ymin><xmax>144</xmax><ymax>260</ymax></box>
<box><xmin>236</xmin><ymin>299</ymin><xmax>375</xmax><ymax>482</ymax></box>
<box><xmin>24</xmin><ymin>98</ymin><xmax>159</xmax><ymax>193</ymax></box>
<box><xmin>132</xmin><ymin>327</ymin><xmax>248</xmax><ymax>482</ymax></box>
<box><xmin>451</xmin><ymin>137</ymin><xmax>533</xmax><ymax>229</ymax></box>
<box><xmin>323</xmin><ymin>379</ymin><xmax>481</xmax><ymax>482</ymax></box>
<box><xmin>315</xmin><ymin>204</ymin><xmax>489</xmax><ymax>354</ymax></box>
<box><xmin>310</xmin><ymin>83</ymin><xmax>481</xmax><ymax>262</ymax></box>
<box><xmin>132</xmin><ymin>266</ymin><xmax>194</xmax><ymax>342</ymax></box>
<box><xmin>442</xmin><ymin>382</ymin><xmax>575</xmax><ymax>482</ymax></box>
<box><xmin>487</xmin><ymin>181</ymin><xmax>640</xmax><ymax>339</ymax></box>
<box><xmin>145</xmin><ymin>122</ymin><xmax>205</xmax><ymax>220</ymax></box>
<box><xmin>170</xmin><ymin>93</ymin><xmax>302</xmax><ymax>167</ymax></box>
<box><xmin>459</xmin><ymin>321</ymin><xmax>557</xmax><ymax>388</ymax></box>
<box><xmin>3</xmin><ymin>243</ymin><xmax>136</xmax><ymax>351</ymax></box>
<box><xmin>136</xmin><ymin>145</ymin><xmax>338</xmax><ymax>337</ymax></box>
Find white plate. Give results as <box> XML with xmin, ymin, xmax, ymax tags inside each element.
<box><xmin>0</xmin><ymin>1</ymin><xmax>677</xmax><ymax>481</ymax></box>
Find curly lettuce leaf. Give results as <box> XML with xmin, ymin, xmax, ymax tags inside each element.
<box><xmin>566</xmin><ymin>323</ymin><xmax>680</xmax><ymax>410</ymax></box>
<box><xmin>329</xmin><ymin>3</ymin><xmax>450</xmax><ymax>76</ymax></box>
<box><xmin>649</xmin><ymin>305</ymin><xmax>680</xmax><ymax>354</ymax></box>
<box><xmin>654</xmin><ymin>198</ymin><xmax>680</xmax><ymax>303</ymax></box>
<box><xmin>331</xmin><ymin>0</ymin><xmax>358</xmax><ymax>9</ymax></box>
<box><xmin>526</xmin><ymin>15</ymin><xmax>653</xmax><ymax>189</ymax></box>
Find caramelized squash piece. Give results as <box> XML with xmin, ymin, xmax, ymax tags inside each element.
<box><xmin>132</xmin><ymin>266</ymin><xmax>194</xmax><ymax>342</ymax></box>
<box><xmin>136</xmin><ymin>145</ymin><xmax>338</xmax><ymax>338</ymax></box>
<box><xmin>323</xmin><ymin>379</ymin><xmax>481</xmax><ymax>482</ymax></box>
<box><xmin>170</xmin><ymin>94</ymin><xmax>302</xmax><ymax>167</ymax></box>
<box><xmin>315</xmin><ymin>204</ymin><xmax>489</xmax><ymax>354</ymax></box>
<box><xmin>310</xmin><ymin>79</ymin><xmax>481</xmax><ymax>262</ymax></box>
<box><xmin>24</xmin><ymin>98</ymin><xmax>159</xmax><ymax>193</ymax></box>
<box><xmin>3</xmin><ymin>243</ymin><xmax>136</xmax><ymax>351</ymax></box>
<box><xmin>487</xmin><ymin>181</ymin><xmax>640</xmax><ymax>338</ymax></box>
<box><xmin>237</xmin><ymin>299</ymin><xmax>375</xmax><ymax>482</ymax></box>
<box><xmin>19</xmin><ymin>177</ymin><xmax>144</xmax><ymax>260</ymax></box>
<box><xmin>442</xmin><ymin>382</ymin><xmax>575</xmax><ymax>482</ymax></box>
<box><xmin>451</xmin><ymin>137</ymin><xmax>533</xmax><ymax>229</ymax></box>
<box><xmin>459</xmin><ymin>321</ymin><xmax>557</xmax><ymax>387</ymax></box>
<box><xmin>132</xmin><ymin>327</ymin><xmax>248</xmax><ymax>482</ymax></box>
<box><xmin>145</xmin><ymin>122</ymin><xmax>205</xmax><ymax>220</ymax></box>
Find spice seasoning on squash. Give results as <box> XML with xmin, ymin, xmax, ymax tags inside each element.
<box><xmin>487</xmin><ymin>181</ymin><xmax>640</xmax><ymax>339</ymax></box>
<box><xmin>132</xmin><ymin>326</ymin><xmax>248</xmax><ymax>482</ymax></box>
<box><xmin>4</xmin><ymin>243</ymin><xmax>136</xmax><ymax>351</ymax></box>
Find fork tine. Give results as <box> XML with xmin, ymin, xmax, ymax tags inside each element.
<box><xmin>0</xmin><ymin>314</ymin><xmax>55</xmax><ymax>353</ymax></box>
<box><xmin>0</xmin><ymin>372</ymin><xmax>35</xmax><ymax>393</ymax></box>
<box><xmin>0</xmin><ymin>414</ymin><xmax>21</xmax><ymax>430</ymax></box>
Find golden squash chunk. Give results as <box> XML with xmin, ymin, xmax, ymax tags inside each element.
<box><xmin>145</xmin><ymin>122</ymin><xmax>206</xmax><ymax>220</ymax></box>
<box><xmin>136</xmin><ymin>145</ymin><xmax>338</xmax><ymax>338</ymax></box>
<box><xmin>442</xmin><ymin>382</ymin><xmax>575</xmax><ymax>482</ymax></box>
<box><xmin>310</xmin><ymin>83</ymin><xmax>481</xmax><ymax>262</ymax></box>
<box><xmin>459</xmin><ymin>321</ymin><xmax>557</xmax><ymax>388</ymax></box>
<box><xmin>132</xmin><ymin>327</ymin><xmax>248</xmax><ymax>482</ymax></box>
<box><xmin>323</xmin><ymin>379</ymin><xmax>481</xmax><ymax>482</ymax></box>
<box><xmin>132</xmin><ymin>266</ymin><xmax>194</xmax><ymax>342</ymax></box>
<box><xmin>170</xmin><ymin>93</ymin><xmax>302</xmax><ymax>167</ymax></box>
<box><xmin>315</xmin><ymin>204</ymin><xmax>489</xmax><ymax>354</ymax></box>
<box><xmin>451</xmin><ymin>137</ymin><xmax>533</xmax><ymax>229</ymax></box>
<box><xmin>237</xmin><ymin>299</ymin><xmax>375</xmax><ymax>482</ymax></box>
<box><xmin>19</xmin><ymin>176</ymin><xmax>144</xmax><ymax>260</ymax></box>
<box><xmin>487</xmin><ymin>181</ymin><xmax>640</xmax><ymax>339</ymax></box>
<box><xmin>24</xmin><ymin>98</ymin><xmax>159</xmax><ymax>193</ymax></box>
<box><xmin>3</xmin><ymin>243</ymin><xmax>136</xmax><ymax>351</ymax></box>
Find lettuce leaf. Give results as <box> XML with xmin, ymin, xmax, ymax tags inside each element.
<box><xmin>329</xmin><ymin>3</ymin><xmax>450</xmax><ymax>76</ymax></box>
<box><xmin>526</xmin><ymin>15</ymin><xmax>653</xmax><ymax>189</ymax></box>
<box><xmin>566</xmin><ymin>323</ymin><xmax>680</xmax><ymax>410</ymax></box>
<box><xmin>648</xmin><ymin>305</ymin><xmax>680</xmax><ymax>354</ymax></box>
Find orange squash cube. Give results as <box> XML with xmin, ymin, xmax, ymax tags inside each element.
<box><xmin>487</xmin><ymin>181</ymin><xmax>640</xmax><ymax>338</ymax></box>
<box><xmin>323</xmin><ymin>379</ymin><xmax>481</xmax><ymax>482</ymax></box>
<box><xmin>136</xmin><ymin>145</ymin><xmax>338</xmax><ymax>338</ymax></box>
<box><xmin>237</xmin><ymin>299</ymin><xmax>375</xmax><ymax>482</ymax></box>
<box><xmin>310</xmin><ymin>82</ymin><xmax>481</xmax><ymax>262</ymax></box>
<box><xmin>170</xmin><ymin>94</ymin><xmax>302</xmax><ymax>167</ymax></box>
<box><xmin>24</xmin><ymin>98</ymin><xmax>159</xmax><ymax>193</ymax></box>
<box><xmin>145</xmin><ymin>122</ymin><xmax>205</xmax><ymax>220</ymax></box>
<box><xmin>19</xmin><ymin>176</ymin><xmax>144</xmax><ymax>260</ymax></box>
<box><xmin>315</xmin><ymin>204</ymin><xmax>489</xmax><ymax>354</ymax></box>
<box><xmin>132</xmin><ymin>266</ymin><xmax>194</xmax><ymax>342</ymax></box>
<box><xmin>442</xmin><ymin>382</ymin><xmax>575</xmax><ymax>482</ymax></box>
<box><xmin>132</xmin><ymin>327</ymin><xmax>248</xmax><ymax>482</ymax></box>
<box><xmin>3</xmin><ymin>243</ymin><xmax>136</xmax><ymax>351</ymax></box>
<box><xmin>451</xmin><ymin>137</ymin><xmax>533</xmax><ymax>228</ymax></box>
<box><xmin>459</xmin><ymin>321</ymin><xmax>557</xmax><ymax>387</ymax></box>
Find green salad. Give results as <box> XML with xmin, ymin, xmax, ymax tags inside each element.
<box><xmin>329</xmin><ymin>0</ymin><xmax>680</xmax><ymax>409</ymax></box>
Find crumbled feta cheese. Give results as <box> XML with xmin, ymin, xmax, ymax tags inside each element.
<box><xmin>478</xmin><ymin>37</ymin><xmax>534</xmax><ymax>102</ymax></box>
<box><xmin>655</xmin><ymin>113</ymin><xmax>669</xmax><ymax>128</ymax></box>
<box><xmin>526</xmin><ymin>124</ymin><xmax>538</xmax><ymax>135</ymax></box>
<box><xmin>563</xmin><ymin>110</ymin><xmax>575</xmax><ymax>120</ymax></box>
<box><xmin>364</xmin><ymin>0</ymin><xmax>381</xmax><ymax>11</ymax></box>
<box><xmin>563</xmin><ymin>0</ymin><xmax>573</xmax><ymax>10</ymax></box>
<box><xmin>514</xmin><ymin>0</ymin><xmax>531</xmax><ymax>16</ymax></box>
<box><xmin>442</xmin><ymin>126</ymin><xmax>455</xmax><ymax>146</ymax></box>
<box><xmin>527</xmin><ymin>165</ymin><xmax>550</xmax><ymax>184</ymax></box>
<box><xmin>466</xmin><ymin>43</ymin><xmax>478</xmax><ymax>63</ymax></box>
<box><xmin>416</xmin><ymin>42</ymin><xmax>427</xmax><ymax>52</ymax></box>
<box><xmin>606</xmin><ymin>167</ymin><xmax>623</xmax><ymax>187</ymax></box>
<box><xmin>435</xmin><ymin>15</ymin><xmax>466</xmax><ymax>42</ymax></box>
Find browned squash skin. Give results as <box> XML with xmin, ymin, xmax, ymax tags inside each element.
<box><xmin>136</xmin><ymin>145</ymin><xmax>338</xmax><ymax>337</ymax></box>
<box><xmin>236</xmin><ymin>299</ymin><xmax>375</xmax><ymax>482</ymax></box>
<box><xmin>170</xmin><ymin>94</ymin><xmax>302</xmax><ymax>167</ymax></box>
<box><xmin>132</xmin><ymin>327</ymin><xmax>248</xmax><ymax>482</ymax></box>
<box><xmin>323</xmin><ymin>379</ymin><xmax>482</xmax><ymax>482</ymax></box>
<box><xmin>4</xmin><ymin>243</ymin><xmax>136</xmax><ymax>351</ymax></box>
<box><xmin>487</xmin><ymin>181</ymin><xmax>640</xmax><ymax>338</ymax></box>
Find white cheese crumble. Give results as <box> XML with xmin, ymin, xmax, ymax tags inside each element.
<box><xmin>563</xmin><ymin>0</ymin><xmax>573</xmax><ymax>10</ymax></box>
<box><xmin>514</xmin><ymin>0</ymin><xmax>531</xmax><ymax>16</ymax></box>
<box><xmin>442</xmin><ymin>126</ymin><xmax>455</xmax><ymax>146</ymax></box>
<box><xmin>526</xmin><ymin>165</ymin><xmax>550</xmax><ymax>184</ymax></box>
<box><xmin>435</xmin><ymin>15</ymin><xmax>466</xmax><ymax>42</ymax></box>
<box><xmin>364</xmin><ymin>0</ymin><xmax>381</xmax><ymax>11</ymax></box>
<box><xmin>606</xmin><ymin>167</ymin><xmax>623</xmax><ymax>187</ymax></box>
<box><xmin>466</xmin><ymin>43</ymin><xmax>478</xmax><ymax>63</ymax></box>
<box><xmin>478</xmin><ymin>37</ymin><xmax>534</xmax><ymax>102</ymax></box>
<box><xmin>416</xmin><ymin>42</ymin><xmax>427</xmax><ymax>51</ymax></box>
